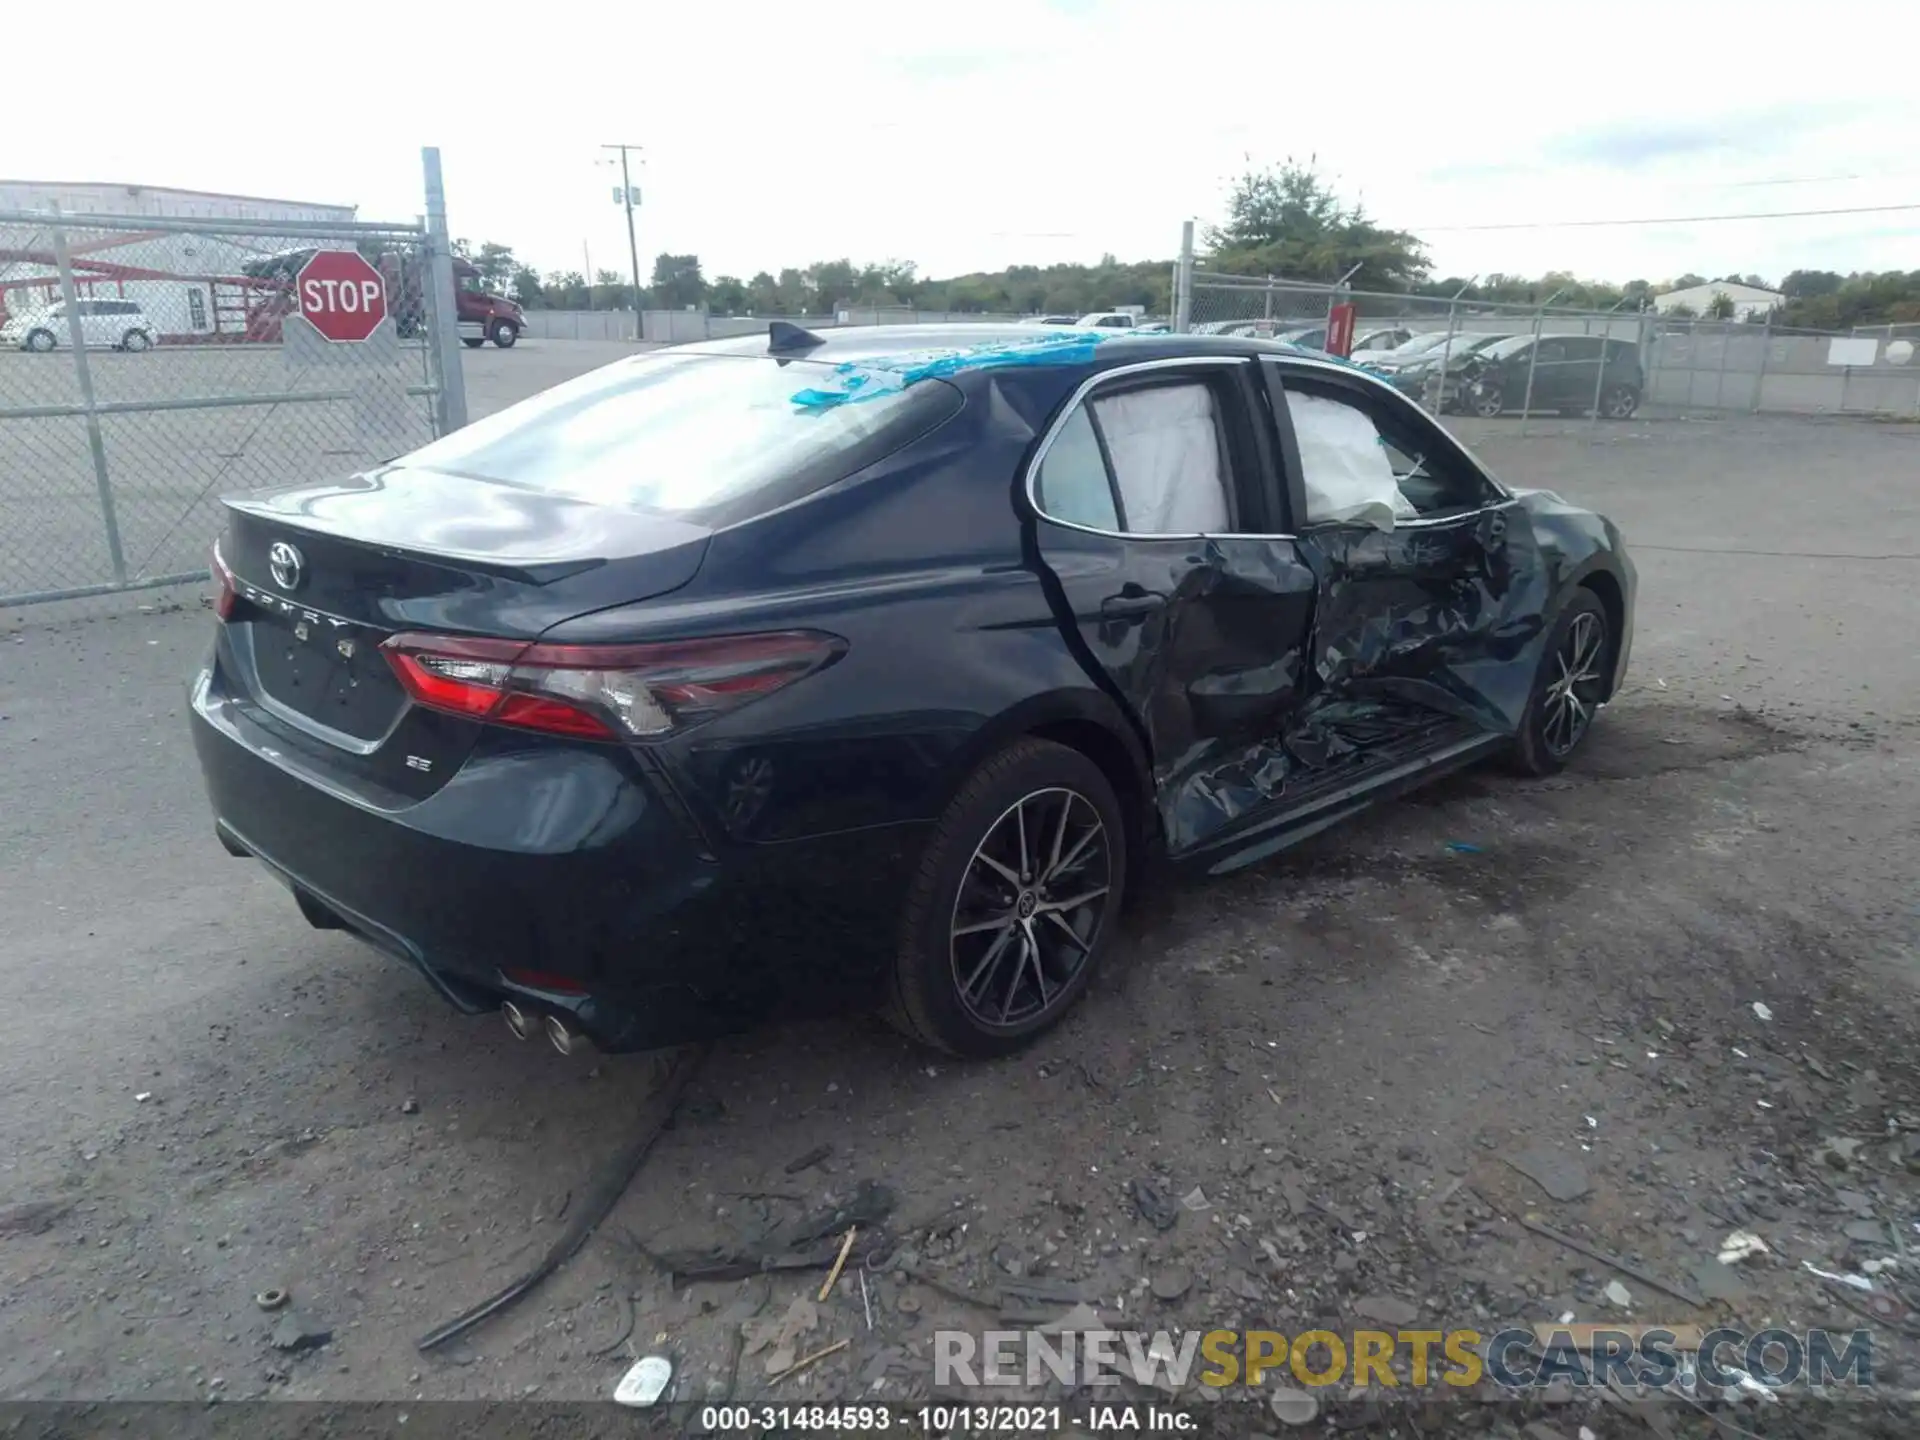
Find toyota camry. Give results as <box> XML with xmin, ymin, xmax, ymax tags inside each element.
<box><xmin>190</xmin><ymin>324</ymin><xmax>1634</xmax><ymax>1058</ymax></box>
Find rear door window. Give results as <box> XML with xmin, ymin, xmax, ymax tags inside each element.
<box><xmin>1031</xmin><ymin>372</ymin><xmax>1241</xmax><ymax>535</ymax></box>
<box><xmin>398</xmin><ymin>351</ymin><xmax>962</xmax><ymax>524</ymax></box>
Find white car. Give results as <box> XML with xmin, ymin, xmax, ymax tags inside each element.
<box><xmin>1076</xmin><ymin>311</ymin><xmax>1141</xmax><ymax>329</ymax></box>
<box><xmin>2</xmin><ymin>298</ymin><xmax>157</xmax><ymax>352</ymax></box>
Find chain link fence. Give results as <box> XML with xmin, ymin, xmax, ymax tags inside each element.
<box><xmin>1179</xmin><ymin>264</ymin><xmax>1920</xmax><ymax>422</ymax></box>
<box><xmin>0</xmin><ymin>191</ymin><xmax>465</xmax><ymax>607</ymax></box>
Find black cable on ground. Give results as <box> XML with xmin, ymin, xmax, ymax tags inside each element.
<box><xmin>416</xmin><ymin>1042</ymin><xmax>710</xmax><ymax>1352</ymax></box>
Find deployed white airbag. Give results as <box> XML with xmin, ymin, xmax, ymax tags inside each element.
<box><xmin>1092</xmin><ymin>384</ymin><xmax>1231</xmax><ymax>533</ymax></box>
<box><xmin>1287</xmin><ymin>390</ymin><xmax>1414</xmax><ymax>528</ymax></box>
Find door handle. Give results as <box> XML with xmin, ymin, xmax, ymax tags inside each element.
<box><xmin>1100</xmin><ymin>589</ymin><xmax>1166</xmax><ymax>621</ymax></box>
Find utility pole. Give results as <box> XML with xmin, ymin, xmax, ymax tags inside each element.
<box><xmin>583</xmin><ymin>240</ymin><xmax>593</xmax><ymax>309</ymax></box>
<box><xmin>602</xmin><ymin>144</ymin><xmax>644</xmax><ymax>338</ymax></box>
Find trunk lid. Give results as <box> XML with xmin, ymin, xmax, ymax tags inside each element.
<box><xmin>217</xmin><ymin>464</ymin><xmax>709</xmax><ymax>794</ymax></box>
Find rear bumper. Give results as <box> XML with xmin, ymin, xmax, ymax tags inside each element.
<box><xmin>189</xmin><ymin>663</ymin><xmax>924</xmax><ymax>1050</ymax></box>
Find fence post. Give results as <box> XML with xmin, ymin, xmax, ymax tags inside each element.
<box><xmin>420</xmin><ymin>147</ymin><xmax>469</xmax><ymax>433</ymax></box>
<box><xmin>1173</xmin><ymin>221</ymin><xmax>1194</xmax><ymax>333</ymax></box>
<box><xmin>1712</xmin><ymin>322</ymin><xmax>1733</xmax><ymax>410</ymax></box>
<box><xmin>1589</xmin><ymin>325</ymin><xmax>1610</xmax><ymax>426</ymax></box>
<box><xmin>1752</xmin><ymin>320</ymin><xmax>1771</xmax><ymax>412</ymax></box>
<box><xmin>1518</xmin><ymin>308</ymin><xmax>1545</xmax><ymax>436</ymax></box>
<box><xmin>50</xmin><ymin>206</ymin><xmax>127</xmax><ymax>586</ymax></box>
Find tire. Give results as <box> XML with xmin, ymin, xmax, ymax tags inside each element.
<box><xmin>1509</xmin><ymin>589</ymin><xmax>1611</xmax><ymax>777</ymax></box>
<box><xmin>461</xmin><ymin>337</ymin><xmax>484</xmax><ymax>349</ymax></box>
<box><xmin>1469</xmin><ymin>383</ymin><xmax>1504</xmax><ymax>418</ymax></box>
<box><xmin>1600</xmin><ymin>384</ymin><xmax>1639</xmax><ymax>420</ymax></box>
<box><xmin>489</xmin><ymin>320</ymin><xmax>518</xmax><ymax>348</ymax></box>
<box><xmin>122</xmin><ymin>329</ymin><xmax>151</xmax><ymax>352</ymax></box>
<box><xmin>25</xmin><ymin>329</ymin><xmax>55</xmax><ymax>353</ymax></box>
<box><xmin>888</xmin><ymin>737</ymin><xmax>1127</xmax><ymax>1057</ymax></box>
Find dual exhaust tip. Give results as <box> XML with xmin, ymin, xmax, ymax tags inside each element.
<box><xmin>501</xmin><ymin>999</ymin><xmax>581</xmax><ymax>1056</ymax></box>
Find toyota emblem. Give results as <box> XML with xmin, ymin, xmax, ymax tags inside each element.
<box><xmin>267</xmin><ymin>540</ymin><xmax>305</xmax><ymax>591</ymax></box>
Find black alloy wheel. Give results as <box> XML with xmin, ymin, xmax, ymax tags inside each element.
<box><xmin>1511</xmin><ymin>589</ymin><xmax>1610</xmax><ymax>776</ymax></box>
<box><xmin>889</xmin><ymin>738</ymin><xmax>1126</xmax><ymax>1056</ymax></box>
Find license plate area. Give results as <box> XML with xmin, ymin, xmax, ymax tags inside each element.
<box><xmin>247</xmin><ymin>600</ymin><xmax>404</xmax><ymax>743</ymax></box>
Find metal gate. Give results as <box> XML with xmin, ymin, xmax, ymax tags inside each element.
<box><xmin>0</xmin><ymin>174</ymin><xmax>467</xmax><ymax>607</ymax></box>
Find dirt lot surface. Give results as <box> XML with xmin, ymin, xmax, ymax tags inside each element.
<box><xmin>3</xmin><ymin>351</ymin><xmax>1918</xmax><ymax>1436</ymax></box>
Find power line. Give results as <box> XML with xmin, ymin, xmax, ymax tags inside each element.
<box><xmin>1416</xmin><ymin>201</ymin><xmax>1920</xmax><ymax>232</ymax></box>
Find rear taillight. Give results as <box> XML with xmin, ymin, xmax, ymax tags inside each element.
<box><xmin>211</xmin><ymin>541</ymin><xmax>238</xmax><ymax>621</ymax></box>
<box><xmin>382</xmin><ymin>630</ymin><xmax>845</xmax><ymax>741</ymax></box>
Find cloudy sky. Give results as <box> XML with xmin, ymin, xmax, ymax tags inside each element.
<box><xmin>7</xmin><ymin>0</ymin><xmax>1914</xmax><ymax>287</ymax></box>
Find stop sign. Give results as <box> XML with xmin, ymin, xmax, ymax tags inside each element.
<box><xmin>296</xmin><ymin>250</ymin><xmax>388</xmax><ymax>343</ymax></box>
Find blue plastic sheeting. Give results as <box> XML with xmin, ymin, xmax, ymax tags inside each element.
<box><xmin>790</xmin><ymin>330</ymin><xmax>1120</xmax><ymax>409</ymax></box>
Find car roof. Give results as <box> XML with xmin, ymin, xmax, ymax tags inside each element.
<box><xmin>676</xmin><ymin>324</ymin><xmax>1322</xmax><ymax>369</ymax></box>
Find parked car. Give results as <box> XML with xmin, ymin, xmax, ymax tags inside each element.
<box><xmin>1457</xmin><ymin>335</ymin><xmax>1643</xmax><ymax>419</ymax></box>
<box><xmin>1362</xmin><ymin>332</ymin><xmax>1512</xmax><ymax>401</ymax></box>
<box><xmin>1349</xmin><ymin>326</ymin><xmax>1414</xmax><ymax>354</ymax></box>
<box><xmin>1077</xmin><ymin>311</ymin><xmax>1142</xmax><ymax>329</ymax></box>
<box><xmin>191</xmin><ymin>324</ymin><xmax>1635</xmax><ymax>1059</ymax></box>
<box><xmin>1027</xmin><ymin>315</ymin><xmax>1080</xmax><ymax>326</ymax></box>
<box><xmin>2</xmin><ymin>298</ymin><xmax>156</xmax><ymax>352</ymax></box>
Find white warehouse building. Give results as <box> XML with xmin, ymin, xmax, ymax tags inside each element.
<box><xmin>1652</xmin><ymin>280</ymin><xmax>1783</xmax><ymax>321</ymax></box>
<box><xmin>0</xmin><ymin>180</ymin><xmax>358</xmax><ymax>342</ymax></box>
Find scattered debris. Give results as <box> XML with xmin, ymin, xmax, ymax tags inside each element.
<box><xmin>1834</xmin><ymin>1189</ymin><xmax>1875</xmax><ymax>1218</ymax></box>
<box><xmin>1181</xmin><ymin>1186</ymin><xmax>1212</xmax><ymax>1212</ymax></box>
<box><xmin>1269</xmin><ymin>1386</ymin><xmax>1319</xmax><ymax>1426</ymax></box>
<box><xmin>1149</xmin><ymin>1267</ymin><xmax>1193</xmax><ymax>1303</ymax></box>
<box><xmin>1505</xmin><ymin>1147</ymin><xmax>1592</xmax><ymax>1201</ymax></box>
<box><xmin>613</xmin><ymin>1355</ymin><xmax>673</xmax><ymax>1407</ymax></box>
<box><xmin>401</xmin><ymin>1097</ymin><xmax>419</xmax><ymax>1115</ymax></box>
<box><xmin>416</xmin><ymin>1042</ymin><xmax>709</xmax><ymax>1352</ymax></box>
<box><xmin>1716</xmin><ymin>1230</ymin><xmax>1770</xmax><ymax>1264</ymax></box>
<box><xmin>253</xmin><ymin>1288</ymin><xmax>289</xmax><ymax>1311</ymax></box>
<box><xmin>1803</xmin><ymin>1262</ymin><xmax>1874</xmax><ymax>1293</ymax></box>
<box><xmin>859</xmin><ymin>1267</ymin><xmax>872</xmax><ymax>1330</ymax></box>
<box><xmin>784</xmin><ymin>1144</ymin><xmax>832</xmax><ymax>1175</ymax></box>
<box><xmin>1445</xmin><ymin>841</ymin><xmax>1484</xmax><ymax>854</ymax></box>
<box><xmin>1604</xmin><ymin>1279</ymin><xmax>1633</xmax><ymax>1308</ymax></box>
<box><xmin>1751</xmin><ymin>1001</ymin><xmax>1773</xmax><ymax>1022</ymax></box>
<box><xmin>767</xmin><ymin>1338</ymin><xmax>849</xmax><ymax>1385</ymax></box>
<box><xmin>1844</xmin><ymin>1220</ymin><xmax>1887</xmax><ymax>1245</ymax></box>
<box><xmin>134</xmin><ymin>1092</ymin><xmax>152</xmax><ymax>1104</ymax></box>
<box><xmin>1130</xmin><ymin>1179</ymin><xmax>1180</xmax><ymax>1231</ymax></box>
<box><xmin>658</xmin><ymin>1180</ymin><xmax>895</xmax><ymax>1286</ymax></box>
<box><xmin>744</xmin><ymin>1295</ymin><xmax>820</xmax><ymax>1374</ymax></box>
<box><xmin>1522</xmin><ymin>1217</ymin><xmax>1706</xmax><ymax>1307</ymax></box>
<box><xmin>269</xmin><ymin>1311</ymin><xmax>332</xmax><ymax>1354</ymax></box>
<box><xmin>1819</xmin><ymin>1137</ymin><xmax>1866</xmax><ymax>1169</ymax></box>
<box><xmin>818</xmin><ymin>1226</ymin><xmax>859</xmax><ymax>1302</ymax></box>
<box><xmin>1355</xmin><ymin>1295</ymin><xmax>1419</xmax><ymax>1327</ymax></box>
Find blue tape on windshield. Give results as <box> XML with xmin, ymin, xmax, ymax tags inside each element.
<box><xmin>790</xmin><ymin>330</ymin><xmax>1120</xmax><ymax>409</ymax></box>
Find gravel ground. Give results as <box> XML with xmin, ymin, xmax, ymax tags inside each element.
<box><xmin>2</xmin><ymin>368</ymin><xmax>1918</xmax><ymax>1436</ymax></box>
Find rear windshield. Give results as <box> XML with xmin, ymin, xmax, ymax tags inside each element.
<box><xmin>399</xmin><ymin>351</ymin><xmax>962</xmax><ymax>523</ymax></box>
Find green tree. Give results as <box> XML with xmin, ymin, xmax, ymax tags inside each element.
<box><xmin>708</xmin><ymin>275</ymin><xmax>749</xmax><ymax>314</ymax></box>
<box><xmin>746</xmin><ymin>271</ymin><xmax>782</xmax><ymax>313</ymax></box>
<box><xmin>775</xmin><ymin>268</ymin><xmax>808</xmax><ymax>312</ymax></box>
<box><xmin>1669</xmin><ymin>273</ymin><xmax>1707</xmax><ymax>292</ymax></box>
<box><xmin>806</xmin><ymin>259</ymin><xmax>860</xmax><ymax>311</ymax></box>
<box><xmin>650</xmin><ymin>254</ymin><xmax>706</xmax><ymax>309</ymax></box>
<box><xmin>1704</xmin><ymin>291</ymin><xmax>1737</xmax><ymax>321</ymax></box>
<box><xmin>509</xmin><ymin>265</ymin><xmax>544</xmax><ymax>307</ymax></box>
<box><xmin>593</xmin><ymin>268</ymin><xmax>635</xmax><ymax>311</ymax></box>
<box><xmin>1206</xmin><ymin>158</ymin><xmax>1428</xmax><ymax>290</ymax></box>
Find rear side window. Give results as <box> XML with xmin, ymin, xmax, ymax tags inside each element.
<box><xmin>1032</xmin><ymin>378</ymin><xmax>1233</xmax><ymax>535</ymax></box>
<box><xmin>399</xmin><ymin>351</ymin><xmax>962</xmax><ymax>523</ymax></box>
<box><xmin>1034</xmin><ymin>406</ymin><xmax>1119</xmax><ymax>530</ymax></box>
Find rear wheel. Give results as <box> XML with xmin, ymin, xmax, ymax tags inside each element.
<box><xmin>122</xmin><ymin>329</ymin><xmax>151</xmax><ymax>352</ymax></box>
<box><xmin>1600</xmin><ymin>384</ymin><xmax>1639</xmax><ymax>419</ymax></box>
<box><xmin>1510</xmin><ymin>590</ymin><xmax>1610</xmax><ymax>776</ymax></box>
<box><xmin>888</xmin><ymin>738</ymin><xmax>1126</xmax><ymax>1057</ymax></box>
<box><xmin>25</xmin><ymin>329</ymin><xmax>55</xmax><ymax>352</ymax></box>
<box><xmin>462</xmin><ymin>337</ymin><xmax>484</xmax><ymax>349</ymax></box>
<box><xmin>1469</xmin><ymin>382</ymin><xmax>1504</xmax><ymax>418</ymax></box>
<box><xmin>489</xmin><ymin>320</ymin><xmax>518</xmax><ymax>348</ymax></box>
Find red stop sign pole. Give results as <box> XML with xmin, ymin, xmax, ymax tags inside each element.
<box><xmin>296</xmin><ymin>250</ymin><xmax>389</xmax><ymax>343</ymax></box>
